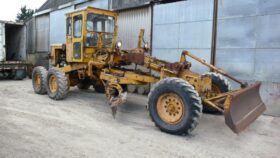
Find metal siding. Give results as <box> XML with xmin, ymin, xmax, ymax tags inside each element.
<box><xmin>153</xmin><ymin>24</ymin><xmax>179</xmax><ymax>49</ymax></box>
<box><xmin>180</xmin><ymin>0</ymin><xmax>213</xmax><ymax>22</ymax></box>
<box><xmin>50</xmin><ymin>6</ymin><xmax>74</xmax><ymax>45</ymax></box>
<box><xmin>256</xmin><ymin>14</ymin><xmax>280</xmax><ymax>48</ymax></box>
<box><xmin>218</xmin><ymin>0</ymin><xmax>257</xmax><ymax>19</ymax></box>
<box><xmin>217</xmin><ymin>17</ymin><xmax>257</xmax><ymax>49</ymax></box>
<box><xmin>258</xmin><ymin>0</ymin><xmax>280</xmax><ymax>15</ymax></box>
<box><xmin>0</xmin><ymin>23</ymin><xmax>5</xmax><ymax>61</ymax></box>
<box><xmin>255</xmin><ymin>49</ymin><xmax>280</xmax><ymax>82</ymax></box>
<box><xmin>179</xmin><ymin>21</ymin><xmax>213</xmax><ymax>49</ymax></box>
<box><xmin>153</xmin><ymin>0</ymin><xmax>213</xmax><ymax>73</ymax></box>
<box><xmin>36</xmin><ymin>14</ymin><xmax>50</xmax><ymax>52</ymax></box>
<box><xmin>75</xmin><ymin>0</ymin><xmax>108</xmax><ymax>9</ymax></box>
<box><xmin>112</xmin><ymin>0</ymin><xmax>150</xmax><ymax>10</ymax></box>
<box><xmin>154</xmin><ymin>2</ymin><xmax>182</xmax><ymax>25</ymax></box>
<box><xmin>217</xmin><ymin>0</ymin><xmax>280</xmax><ymax>83</ymax></box>
<box><xmin>26</xmin><ymin>18</ymin><xmax>36</xmax><ymax>54</ymax></box>
<box><xmin>216</xmin><ymin>49</ymin><xmax>255</xmax><ymax>80</ymax></box>
<box><xmin>215</xmin><ymin>0</ymin><xmax>280</xmax><ymax>116</ymax></box>
<box><xmin>118</xmin><ymin>7</ymin><xmax>151</xmax><ymax>49</ymax></box>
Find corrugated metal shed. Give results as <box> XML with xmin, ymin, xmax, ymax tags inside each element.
<box><xmin>35</xmin><ymin>14</ymin><xmax>50</xmax><ymax>53</ymax></box>
<box><xmin>153</xmin><ymin>0</ymin><xmax>214</xmax><ymax>73</ymax></box>
<box><xmin>38</xmin><ymin>0</ymin><xmax>75</xmax><ymax>12</ymax></box>
<box><xmin>50</xmin><ymin>6</ymin><xmax>74</xmax><ymax>45</ymax></box>
<box><xmin>112</xmin><ymin>0</ymin><xmax>150</xmax><ymax>10</ymax></box>
<box><xmin>117</xmin><ymin>6</ymin><xmax>152</xmax><ymax>49</ymax></box>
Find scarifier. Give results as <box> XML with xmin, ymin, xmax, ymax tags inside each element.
<box><xmin>32</xmin><ymin>7</ymin><xmax>266</xmax><ymax>135</ymax></box>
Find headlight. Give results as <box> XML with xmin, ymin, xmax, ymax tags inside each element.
<box><xmin>116</xmin><ymin>41</ymin><xmax>122</xmax><ymax>49</ymax></box>
<box><xmin>144</xmin><ymin>42</ymin><xmax>149</xmax><ymax>49</ymax></box>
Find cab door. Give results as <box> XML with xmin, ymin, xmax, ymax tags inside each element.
<box><xmin>0</xmin><ymin>23</ymin><xmax>5</xmax><ymax>62</ymax></box>
<box><xmin>71</xmin><ymin>14</ymin><xmax>84</xmax><ymax>62</ymax></box>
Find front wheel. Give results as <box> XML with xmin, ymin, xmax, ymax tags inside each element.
<box><xmin>32</xmin><ymin>66</ymin><xmax>47</xmax><ymax>94</ymax></box>
<box><xmin>46</xmin><ymin>68</ymin><xmax>69</xmax><ymax>100</ymax></box>
<box><xmin>148</xmin><ymin>78</ymin><xmax>202</xmax><ymax>135</ymax></box>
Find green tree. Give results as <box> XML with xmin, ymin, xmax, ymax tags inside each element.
<box><xmin>16</xmin><ymin>6</ymin><xmax>35</xmax><ymax>22</ymax></box>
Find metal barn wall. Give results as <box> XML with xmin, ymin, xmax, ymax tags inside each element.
<box><xmin>117</xmin><ymin>6</ymin><xmax>151</xmax><ymax>49</ymax></box>
<box><xmin>26</xmin><ymin>18</ymin><xmax>36</xmax><ymax>54</ymax></box>
<box><xmin>50</xmin><ymin>6</ymin><xmax>74</xmax><ymax>45</ymax></box>
<box><xmin>75</xmin><ymin>0</ymin><xmax>108</xmax><ymax>9</ymax></box>
<box><xmin>216</xmin><ymin>0</ymin><xmax>280</xmax><ymax>116</ymax></box>
<box><xmin>112</xmin><ymin>0</ymin><xmax>150</xmax><ymax>10</ymax></box>
<box><xmin>152</xmin><ymin>0</ymin><xmax>214</xmax><ymax>73</ymax></box>
<box><xmin>36</xmin><ymin>14</ymin><xmax>50</xmax><ymax>53</ymax></box>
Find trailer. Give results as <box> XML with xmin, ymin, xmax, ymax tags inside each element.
<box><xmin>0</xmin><ymin>20</ymin><xmax>30</xmax><ymax>80</ymax></box>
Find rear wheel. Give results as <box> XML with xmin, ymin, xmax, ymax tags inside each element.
<box><xmin>148</xmin><ymin>78</ymin><xmax>202</xmax><ymax>135</ymax></box>
<box><xmin>204</xmin><ymin>72</ymin><xmax>231</xmax><ymax>113</ymax></box>
<box><xmin>32</xmin><ymin>66</ymin><xmax>47</xmax><ymax>94</ymax></box>
<box><xmin>46</xmin><ymin>68</ymin><xmax>69</xmax><ymax>100</ymax></box>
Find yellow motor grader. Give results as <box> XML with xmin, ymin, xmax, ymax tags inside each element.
<box><xmin>32</xmin><ymin>7</ymin><xmax>266</xmax><ymax>135</ymax></box>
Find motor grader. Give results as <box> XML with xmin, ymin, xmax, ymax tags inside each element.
<box><xmin>32</xmin><ymin>7</ymin><xmax>266</xmax><ymax>135</ymax></box>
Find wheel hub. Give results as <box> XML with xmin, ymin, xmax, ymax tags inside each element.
<box><xmin>49</xmin><ymin>75</ymin><xmax>58</xmax><ymax>93</ymax></box>
<box><xmin>34</xmin><ymin>74</ymin><xmax>41</xmax><ymax>89</ymax></box>
<box><xmin>157</xmin><ymin>93</ymin><xmax>185</xmax><ymax>125</ymax></box>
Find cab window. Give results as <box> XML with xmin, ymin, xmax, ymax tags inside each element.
<box><xmin>66</xmin><ymin>17</ymin><xmax>71</xmax><ymax>35</ymax></box>
<box><xmin>73</xmin><ymin>15</ymin><xmax>82</xmax><ymax>38</ymax></box>
<box><xmin>87</xmin><ymin>13</ymin><xmax>115</xmax><ymax>33</ymax></box>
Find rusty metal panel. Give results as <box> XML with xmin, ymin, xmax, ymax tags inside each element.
<box><xmin>36</xmin><ymin>14</ymin><xmax>50</xmax><ymax>52</ymax></box>
<box><xmin>217</xmin><ymin>17</ymin><xmax>256</xmax><ymax>49</ymax></box>
<box><xmin>118</xmin><ymin>6</ymin><xmax>151</xmax><ymax>49</ymax></box>
<box><xmin>50</xmin><ymin>6</ymin><xmax>74</xmax><ymax>45</ymax></box>
<box><xmin>256</xmin><ymin>14</ymin><xmax>280</xmax><ymax>48</ymax></box>
<box><xmin>0</xmin><ymin>22</ymin><xmax>5</xmax><ymax>61</ymax></box>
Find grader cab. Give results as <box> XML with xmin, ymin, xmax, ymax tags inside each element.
<box><xmin>32</xmin><ymin>7</ymin><xmax>265</xmax><ymax>135</ymax></box>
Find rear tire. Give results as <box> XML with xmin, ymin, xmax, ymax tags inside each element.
<box><xmin>46</xmin><ymin>68</ymin><xmax>69</xmax><ymax>100</ymax></box>
<box><xmin>32</xmin><ymin>66</ymin><xmax>47</xmax><ymax>94</ymax></box>
<box><xmin>203</xmin><ymin>72</ymin><xmax>231</xmax><ymax>114</ymax></box>
<box><xmin>148</xmin><ymin>78</ymin><xmax>202</xmax><ymax>135</ymax></box>
<box><xmin>14</xmin><ymin>70</ymin><xmax>26</xmax><ymax>80</ymax></box>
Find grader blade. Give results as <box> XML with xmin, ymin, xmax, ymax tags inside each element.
<box><xmin>224</xmin><ymin>82</ymin><xmax>266</xmax><ymax>133</ymax></box>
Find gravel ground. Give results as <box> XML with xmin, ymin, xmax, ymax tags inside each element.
<box><xmin>0</xmin><ymin>79</ymin><xmax>279</xmax><ymax>158</ymax></box>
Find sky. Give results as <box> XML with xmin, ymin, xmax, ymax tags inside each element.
<box><xmin>0</xmin><ymin>0</ymin><xmax>46</xmax><ymax>21</ymax></box>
